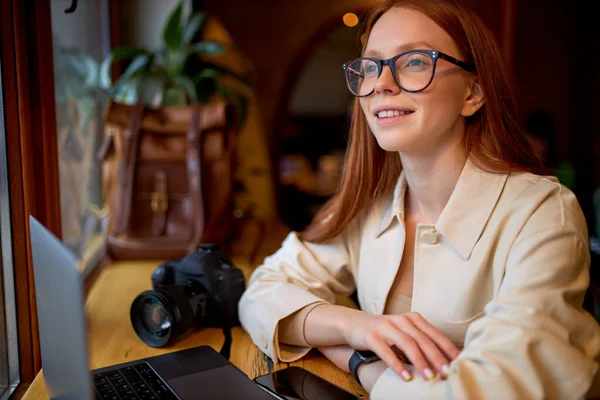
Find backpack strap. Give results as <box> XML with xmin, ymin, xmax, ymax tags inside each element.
<box><xmin>187</xmin><ymin>104</ymin><xmax>206</xmax><ymax>252</ymax></box>
<box><xmin>114</xmin><ymin>101</ymin><xmax>144</xmax><ymax>236</ymax></box>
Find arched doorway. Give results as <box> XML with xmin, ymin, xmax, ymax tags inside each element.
<box><xmin>275</xmin><ymin>14</ymin><xmax>364</xmax><ymax>231</ymax></box>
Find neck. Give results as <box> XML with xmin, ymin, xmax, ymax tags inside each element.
<box><xmin>400</xmin><ymin>138</ymin><xmax>467</xmax><ymax>223</ymax></box>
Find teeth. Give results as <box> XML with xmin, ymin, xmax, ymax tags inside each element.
<box><xmin>377</xmin><ymin>110</ymin><xmax>412</xmax><ymax>118</ymax></box>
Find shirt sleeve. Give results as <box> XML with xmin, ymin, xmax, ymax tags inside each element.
<box><xmin>279</xmin><ymin>302</ymin><xmax>327</xmax><ymax>347</ymax></box>
<box><xmin>238</xmin><ymin>230</ymin><xmax>356</xmax><ymax>363</ymax></box>
<box><xmin>371</xmin><ymin>227</ymin><xmax>600</xmax><ymax>400</ymax></box>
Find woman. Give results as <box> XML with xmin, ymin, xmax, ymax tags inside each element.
<box><xmin>239</xmin><ymin>0</ymin><xmax>600</xmax><ymax>398</ymax></box>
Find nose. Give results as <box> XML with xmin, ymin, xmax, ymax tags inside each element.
<box><xmin>373</xmin><ymin>65</ymin><xmax>401</xmax><ymax>95</ymax></box>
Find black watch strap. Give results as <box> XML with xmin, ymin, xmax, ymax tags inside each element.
<box><xmin>348</xmin><ymin>350</ymin><xmax>380</xmax><ymax>386</ymax></box>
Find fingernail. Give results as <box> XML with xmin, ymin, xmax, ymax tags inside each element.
<box><xmin>424</xmin><ymin>368</ymin><xmax>435</xmax><ymax>381</ymax></box>
<box><xmin>442</xmin><ymin>365</ymin><xmax>451</xmax><ymax>377</ymax></box>
<box><xmin>402</xmin><ymin>371</ymin><xmax>413</xmax><ymax>381</ymax></box>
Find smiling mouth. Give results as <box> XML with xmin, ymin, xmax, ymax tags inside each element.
<box><xmin>376</xmin><ymin>110</ymin><xmax>414</xmax><ymax>119</ymax></box>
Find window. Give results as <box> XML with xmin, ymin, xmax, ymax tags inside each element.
<box><xmin>0</xmin><ymin>53</ymin><xmax>20</xmax><ymax>400</ymax></box>
<box><xmin>50</xmin><ymin>0</ymin><xmax>112</xmax><ymax>275</ymax></box>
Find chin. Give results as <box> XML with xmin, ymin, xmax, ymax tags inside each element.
<box><xmin>372</xmin><ymin>130</ymin><xmax>418</xmax><ymax>153</ymax></box>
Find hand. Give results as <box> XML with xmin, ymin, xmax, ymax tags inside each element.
<box><xmin>317</xmin><ymin>345</ymin><xmax>353</xmax><ymax>373</ymax></box>
<box><xmin>342</xmin><ymin>312</ymin><xmax>460</xmax><ymax>381</ymax></box>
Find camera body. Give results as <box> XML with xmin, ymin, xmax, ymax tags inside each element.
<box><xmin>152</xmin><ymin>243</ymin><xmax>245</xmax><ymax>328</ymax></box>
<box><xmin>130</xmin><ymin>244</ymin><xmax>246</xmax><ymax>347</ymax></box>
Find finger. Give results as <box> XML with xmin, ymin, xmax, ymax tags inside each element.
<box><xmin>393</xmin><ymin>318</ymin><xmax>451</xmax><ymax>379</ymax></box>
<box><xmin>365</xmin><ymin>331</ymin><xmax>414</xmax><ymax>382</ymax></box>
<box><xmin>377</xmin><ymin>324</ymin><xmax>434</xmax><ymax>381</ymax></box>
<box><xmin>390</xmin><ymin>345</ymin><xmax>409</xmax><ymax>364</ymax></box>
<box><xmin>409</xmin><ymin>313</ymin><xmax>461</xmax><ymax>360</ymax></box>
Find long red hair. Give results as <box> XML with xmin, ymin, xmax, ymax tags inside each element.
<box><xmin>300</xmin><ymin>0</ymin><xmax>544</xmax><ymax>243</ymax></box>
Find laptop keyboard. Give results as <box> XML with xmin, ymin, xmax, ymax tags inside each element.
<box><xmin>94</xmin><ymin>362</ymin><xmax>179</xmax><ymax>400</ymax></box>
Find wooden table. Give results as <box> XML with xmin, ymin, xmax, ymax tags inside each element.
<box><xmin>23</xmin><ymin>259</ymin><xmax>367</xmax><ymax>399</ymax></box>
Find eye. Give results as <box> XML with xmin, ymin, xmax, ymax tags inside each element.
<box><xmin>400</xmin><ymin>54</ymin><xmax>431</xmax><ymax>70</ymax></box>
<box><xmin>407</xmin><ymin>58</ymin><xmax>425</xmax><ymax>67</ymax></box>
<box><xmin>364</xmin><ymin>64</ymin><xmax>378</xmax><ymax>75</ymax></box>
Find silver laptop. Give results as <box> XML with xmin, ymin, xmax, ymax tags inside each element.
<box><xmin>29</xmin><ymin>215</ymin><xmax>274</xmax><ymax>400</ymax></box>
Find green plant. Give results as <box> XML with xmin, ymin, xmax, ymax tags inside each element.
<box><xmin>100</xmin><ymin>1</ymin><xmax>249</xmax><ymax>123</ymax></box>
<box><xmin>54</xmin><ymin>35</ymin><xmax>102</xmax><ymax>131</ymax></box>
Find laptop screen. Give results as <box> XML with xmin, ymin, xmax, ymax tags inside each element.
<box><xmin>30</xmin><ymin>216</ymin><xmax>94</xmax><ymax>400</ymax></box>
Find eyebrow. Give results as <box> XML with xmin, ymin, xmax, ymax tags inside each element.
<box><xmin>363</xmin><ymin>41</ymin><xmax>436</xmax><ymax>57</ymax></box>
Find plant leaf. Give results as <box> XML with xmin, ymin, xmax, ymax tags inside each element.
<box><xmin>172</xmin><ymin>76</ymin><xmax>198</xmax><ymax>103</ymax></box>
<box><xmin>162</xmin><ymin>87</ymin><xmax>188</xmax><ymax>106</ymax></box>
<box><xmin>100</xmin><ymin>54</ymin><xmax>116</xmax><ymax>89</ymax></box>
<box><xmin>120</xmin><ymin>54</ymin><xmax>151</xmax><ymax>80</ymax></box>
<box><xmin>193</xmin><ymin>61</ymin><xmax>252</xmax><ymax>87</ymax></box>
<box><xmin>190</xmin><ymin>41</ymin><xmax>226</xmax><ymax>55</ymax></box>
<box><xmin>163</xmin><ymin>2</ymin><xmax>183</xmax><ymax>51</ymax></box>
<box><xmin>165</xmin><ymin>49</ymin><xmax>187</xmax><ymax>79</ymax></box>
<box><xmin>192</xmin><ymin>68</ymin><xmax>220</xmax><ymax>84</ymax></box>
<box><xmin>193</xmin><ymin>69</ymin><xmax>220</xmax><ymax>103</ymax></box>
<box><xmin>112</xmin><ymin>46</ymin><xmax>148</xmax><ymax>60</ymax></box>
<box><xmin>197</xmin><ymin>78</ymin><xmax>221</xmax><ymax>103</ymax></box>
<box><xmin>139</xmin><ymin>76</ymin><xmax>166</xmax><ymax>108</ymax></box>
<box><xmin>111</xmin><ymin>75</ymin><xmax>143</xmax><ymax>105</ymax></box>
<box><xmin>65</xmin><ymin>52</ymin><xmax>99</xmax><ymax>89</ymax></box>
<box><xmin>182</xmin><ymin>13</ymin><xmax>205</xmax><ymax>45</ymax></box>
<box><xmin>105</xmin><ymin>54</ymin><xmax>150</xmax><ymax>100</ymax></box>
<box><xmin>100</xmin><ymin>47</ymin><xmax>147</xmax><ymax>89</ymax></box>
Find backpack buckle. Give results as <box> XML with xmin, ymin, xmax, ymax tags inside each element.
<box><xmin>151</xmin><ymin>192</ymin><xmax>169</xmax><ymax>213</ymax></box>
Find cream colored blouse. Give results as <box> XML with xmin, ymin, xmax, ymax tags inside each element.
<box><xmin>279</xmin><ymin>287</ymin><xmax>412</xmax><ymax>346</ymax></box>
<box><xmin>239</xmin><ymin>159</ymin><xmax>600</xmax><ymax>399</ymax></box>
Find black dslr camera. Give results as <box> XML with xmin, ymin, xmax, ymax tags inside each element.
<box><xmin>130</xmin><ymin>244</ymin><xmax>246</xmax><ymax>347</ymax></box>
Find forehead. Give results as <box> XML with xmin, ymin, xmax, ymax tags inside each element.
<box><xmin>365</xmin><ymin>8</ymin><xmax>459</xmax><ymax>57</ymax></box>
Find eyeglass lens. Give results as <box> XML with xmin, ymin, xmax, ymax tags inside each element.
<box><xmin>346</xmin><ymin>51</ymin><xmax>434</xmax><ymax>96</ymax></box>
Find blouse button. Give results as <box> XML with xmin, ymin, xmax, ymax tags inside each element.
<box><xmin>420</xmin><ymin>230</ymin><xmax>439</xmax><ymax>245</ymax></box>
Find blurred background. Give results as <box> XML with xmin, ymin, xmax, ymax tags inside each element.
<box><xmin>46</xmin><ymin>0</ymin><xmax>600</xmax><ymax>242</ymax></box>
<box><xmin>0</xmin><ymin>0</ymin><xmax>599</xmax><ymax>397</ymax></box>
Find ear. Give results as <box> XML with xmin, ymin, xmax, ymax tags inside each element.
<box><xmin>460</xmin><ymin>77</ymin><xmax>485</xmax><ymax>117</ymax></box>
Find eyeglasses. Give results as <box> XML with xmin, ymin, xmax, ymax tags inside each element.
<box><xmin>342</xmin><ymin>49</ymin><xmax>476</xmax><ymax>97</ymax></box>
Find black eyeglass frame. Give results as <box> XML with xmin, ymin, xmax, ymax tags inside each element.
<box><xmin>342</xmin><ymin>49</ymin><xmax>476</xmax><ymax>97</ymax></box>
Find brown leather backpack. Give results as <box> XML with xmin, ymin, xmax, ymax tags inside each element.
<box><xmin>98</xmin><ymin>101</ymin><xmax>237</xmax><ymax>260</ymax></box>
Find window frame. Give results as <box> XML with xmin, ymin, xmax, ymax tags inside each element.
<box><xmin>0</xmin><ymin>1</ymin><xmax>120</xmax><ymax>391</ymax></box>
<box><xmin>0</xmin><ymin>0</ymin><xmax>66</xmax><ymax>388</ymax></box>
<box><xmin>0</xmin><ymin>51</ymin><xmax>20</xmax><ymax>399</ymax></box>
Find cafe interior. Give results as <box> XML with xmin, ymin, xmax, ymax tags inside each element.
<box><xmin>1</xmin><ymin>0</ymin><xmax>599</xmax><ymax>398</ymax></box>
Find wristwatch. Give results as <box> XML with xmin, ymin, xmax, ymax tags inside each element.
<box><xmin>348</xmin><ymin>349</ymin><xmax>380</xmax><ymax>386</ymax></box>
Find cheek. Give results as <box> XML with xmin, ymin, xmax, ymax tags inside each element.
<box><xmin>421</xmin><ymin>81</ymin><xmax>466</xmax><ymax>120</ymax></box>
<box><xmin>359</xmin><ymin>99</ymin><xmax>376</xmax><ymax>129</ymax></box>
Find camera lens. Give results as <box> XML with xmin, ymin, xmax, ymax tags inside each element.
<box><xmin>130</xmin><ymin>287</ymin><xmax>195</xmax><ymax>347</ymax></box>
<box><xmin>141</xmin><ymin>298</ymin><xmax>171</xmax><ymax>333</ymax></box>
